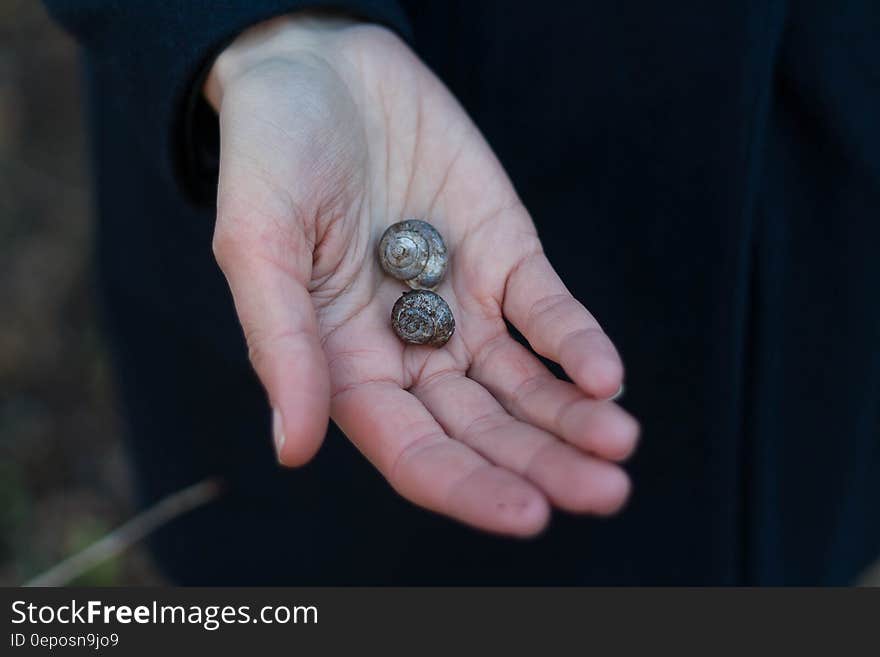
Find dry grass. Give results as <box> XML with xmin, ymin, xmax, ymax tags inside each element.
<box><xmin>0</xmin><ymin>0</ymin><xmax>162</xmax><ymax>585</ymax></box>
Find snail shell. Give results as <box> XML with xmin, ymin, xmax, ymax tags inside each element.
<box><xmin>391</xmin><ymin>290</ymin><xmax>455</xmax><ymax>347</ymax></box>
<box><xmin>378</xmin><ymin>220</ymin><xmax>448</xmax><ymax>289</ymax></box>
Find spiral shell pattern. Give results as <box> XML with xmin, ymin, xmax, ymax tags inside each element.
<box><xmin>391</xmin><ymin>290</ymin><xmax>455</xmax><ymax>347</ymax></box>
<box><xmin>378</xmin><ymin>220</ymin><xmax>448</xmax><ymax>289</ymax></box>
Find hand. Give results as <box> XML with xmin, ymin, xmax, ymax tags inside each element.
<box><xmin>206</xmin><ymin>14</ymin><xmax>639</xmax><ymax>536</ymax></box>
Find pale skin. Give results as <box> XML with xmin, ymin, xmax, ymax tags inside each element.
<box><xmin>205</xmin><ymin>14</ymin><xmax>640</xmax><ymax>537</ymax></box>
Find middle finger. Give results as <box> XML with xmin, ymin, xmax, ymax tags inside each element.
<box><xmin>411</xmin><ymin>370</ymin><xmax>631</xmax><ymax>515</ymax></box>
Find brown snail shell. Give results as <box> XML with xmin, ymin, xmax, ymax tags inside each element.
<box><xmin>378</xmin><ymin>220</ymin><xmax>448</xmax><ymax>289</ymax></box>
<box><xmin>391</xmin><ymin>290</ymin><xmax>455</xmax><ymax>347</ymax></box>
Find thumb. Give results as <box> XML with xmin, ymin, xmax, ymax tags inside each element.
<box><xmin>213</xmin><ymin>188</ymin><xmax>330</xmax><ymax>467</ymax></box>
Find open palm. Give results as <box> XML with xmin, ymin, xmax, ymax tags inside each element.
<box><xmin>208</xmin><ymin>17</ymin><xmax>639</xmax><ymax>536</ymax></box>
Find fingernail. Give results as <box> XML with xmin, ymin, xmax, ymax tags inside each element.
<box><xmin>610</xmin><ymin>383</ymin><xmax>625</xmax><ymax>401</ymax></box>
<box><xmin>272</xmin><ymin>407</ymin><xmax>286</xmax><ymax>459</ymax></box>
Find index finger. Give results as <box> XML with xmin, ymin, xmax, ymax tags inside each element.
<box><xmin>502</xmin><ymin>251</ymin><xmax>624</xmax><ymax>399</ymax></box>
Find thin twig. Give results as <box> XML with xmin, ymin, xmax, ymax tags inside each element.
<box><xmin>24</xmin><ymin>478</ymin><xmax>223</xmax><ymax>587</ymax></box>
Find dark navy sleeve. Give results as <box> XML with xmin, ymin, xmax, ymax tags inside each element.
<box><xmin>43</xmin><ymin>1</ymin><xmax>412</xmax><ymax>204</ymax></box>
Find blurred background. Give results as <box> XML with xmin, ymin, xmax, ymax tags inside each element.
<box><xmin>0</xmin><ymin>2</ymin><xmax>877</xmax><ymax>587</ymax></box>
<box><xmin>0</xmin><ymin>1</ymin><xmax>162</xmax><ymax>585</ymax></box>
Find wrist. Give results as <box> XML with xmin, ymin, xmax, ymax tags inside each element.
<box><xmin>204</xmin><ymin>12</ymin><xmax>361</xmax><ymax>111</ymax></box>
